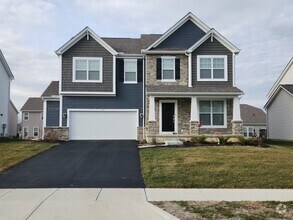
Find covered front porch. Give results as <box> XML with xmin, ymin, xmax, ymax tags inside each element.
<box><xmin>145</xmin><ymin>95</ymin><xmax>242</xmax><ymax>143</ymax></box>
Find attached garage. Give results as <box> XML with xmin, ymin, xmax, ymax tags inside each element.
<box><xmin>68</xmin><ymin>109</ymin><xmax>139</xmax><ymax>140</ymax></box>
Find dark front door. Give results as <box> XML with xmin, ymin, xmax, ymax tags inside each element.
<box><xmin>162</xmin><ymin>102</ymin><xmax>175</xmax><ymax>132</ymax></box>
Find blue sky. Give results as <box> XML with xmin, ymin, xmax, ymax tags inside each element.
<box><xmin>0</xmin><ymin>0</ymin><xmax>292</xmax><ymax>110</ymax></box>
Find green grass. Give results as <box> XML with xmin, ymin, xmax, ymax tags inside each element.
<box><xmin>0</xmin><ymin>140</ymin><xmax>56</xmax><ymax>172</ymax></box>
<box><xmin>140</xmin><ymin>145</ymin><xmax>293</xmax><ymax>188</ymax></box>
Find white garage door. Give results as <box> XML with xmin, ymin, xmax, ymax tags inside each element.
<box><xmin>69</xmin><ymin>110</ymin><xmax>138</xmax><ymax>140</ymax></box>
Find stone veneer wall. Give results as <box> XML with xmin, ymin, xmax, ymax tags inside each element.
<box><xmin>232</xmin><ymin>121</ymin><xmax>243</xmax><ymax>135</ymax></box>
<box><xmin>44</xmin><ymin>127</ymin><xmax>69</xmax><ymax>141</ymax></box>
<box><xmin>137</xmin><ymin>127</ymin><xmax>144</xmax><ymax>142</ymax></box>
<box><xmin>145</xmin><ymin>54</ymin><xmax>188</xmax><ymax>86</ymax></box>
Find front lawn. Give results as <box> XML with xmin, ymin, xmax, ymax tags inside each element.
<box><xmin>140</xmin><ymin>145</ymin><xmax>293</xmax><ymax>188</ymax></box>
<box><xmin>0</xmin><ymin>140</ymin><xmax>56</xmax><ymax>172</ymax></box>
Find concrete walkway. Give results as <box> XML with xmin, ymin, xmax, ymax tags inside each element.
<box><xmin>1</xmin><ymin>188</ymin><xmax>293</xmax><ymax>220</ymax></box>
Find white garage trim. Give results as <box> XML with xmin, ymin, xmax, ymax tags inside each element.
<box><xmin>67</xmin><ymin>109</ymin><xmax>139</xmax><ymax>140</ymax></box>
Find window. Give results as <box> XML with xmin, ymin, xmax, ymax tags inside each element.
<box><xmin>23</xmin><ymin>112</ymin><xmax>29</xmax><ymax>121</ymax></box>
<box><xmin>197</xmin><ymin>56</ymin><xmax>227</xmax><ymax>81</ymax></box>
<box><xmin>162</xmin><ymin>57</ymin><xmax>175</xmax><ymax>81</ymax></box>
<box><xmin>124</xmin><ymin>59</ymin><xmax>137</xmax><ymax>83</ymax></box>
<box><xmin>33</xmin><ymin>127</ymin><xmax>39</xmax><ymax>137</ymax></box>
<box><xmin>199</xmin><ymin>100</ymin><xmax>225</xmax><ymax>127</ymax></box>
<box><xmin>248</xmin><ymin>127</ymin><xmax>254</xmax><ymax>137</ymax></box>
<box><xmin>243</xmin><ymin>127</ymin><xmax>248</xmax><ymax>137</ymax></box>
<box><xmin>23</xmin><ymin>127</ymin><xmax>29</xmax><ymax>138</ymax></box>
<box><xmin>73</xmin><ymin>57</ymin><xmax>102</xmax><ymax>82</ymax></box>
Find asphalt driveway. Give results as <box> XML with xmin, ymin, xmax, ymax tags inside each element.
<box><xmin>0</xmin><ymin>140</ymin><xmax>145</xmax><ymax>188</ymax></box>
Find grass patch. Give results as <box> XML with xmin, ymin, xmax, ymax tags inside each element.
<box><xmin>140</xmin><ymin>145</ymin><xmax>293</xmax><ymax>188</ymax></box>
<box><xmin>0</xmin><ymin>140</ymin><xmax>57</xmax><ymax>172</ymax></box>
<box><xmin>154</xmin><ymin>201</ymin><xmax>293</xmax><ymax>220</ymax></box>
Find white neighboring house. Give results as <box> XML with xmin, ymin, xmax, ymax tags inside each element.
<box><xmin>20</xmin><ymin>98</ymin><xmax>43</xmax><ymax>139</ymax></box>
<box><xmin>0</xmin><ymin>50</ymin><xmax>18</xmax><ymax>137</ymax></box>
<box><xmin>265</xmin><ymin>57</ymin><xmax>293</xmax><ymax>140</ymax></box>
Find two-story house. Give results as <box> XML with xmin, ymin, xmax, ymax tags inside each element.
<box><xmin>0</xmin><ymin>50</ymin><xmax>18</xmax><ymax>137</ymax></box>
<box><xmin>20</xmin><ymin>97</ymin><xmax>43</xmax><ymax>139</ymax></box>
<box><xmin>43</xmin><ymin>12</ymin><xmax>243</xmax><ymax>143</ymax></box>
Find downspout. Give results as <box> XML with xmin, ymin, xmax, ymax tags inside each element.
<box><xmin>142</xmin><ymin>54</ymin><xmax>145</xmax><ymax>141</ymax></box>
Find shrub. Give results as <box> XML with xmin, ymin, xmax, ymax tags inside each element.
<box><xmin>191</xmin><ymin>135</ymin><xmax>207</xmax><ymax>144</ymax></box>
<box><xmin>217</xmin><ymin>136</ymin><xmax>230</xmax><ymax>145</ymax></box>
<box><xmin>237</xmin><ymin>136</ymin><xmax>252</xmax><ymax>145</ymax></box>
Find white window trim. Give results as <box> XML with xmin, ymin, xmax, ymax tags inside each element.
<box><xmin>23</xmin><ymin>112</ymin><xmax>29</xmax><ymax>121</ymax></box>
<box><xmin>124</xmin><ymin>59</ymin><xmax>137</xmax><ymax>84</ymax></box>
<box><xmin>198</xmin><ymin>99</ymin><xmax>227</xmax><ymax>128</ymax></box>
<box><xmin>72</xmin><ymin>57</ymin><xmax>103</xmax><ymax>83</ymax></box>
<box><xmin>33</xmin><ymin>126</ymin><xmax>39</xmax><ymax>137</ymax></box>
<box><xmin>159</xmin><ymin>100</ymin><xmax>178</xmax><ymax>134</ymax></box>
<box><xmin>23</xmin><ymin>126</ymin><xmax>29</xmax><ymax>138</ymax></box>
<box><xmin>161</xmin><ymin>56</ymin><xmax>176</xmax><ymax>82</ymax></box>
<box><xmin>197</xmin><ymin>55</ymin><xmax>228</xmax><ymax>81</ymax></box>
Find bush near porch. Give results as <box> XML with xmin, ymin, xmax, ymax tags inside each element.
<box><xmin>140</xmin><ymin>143</ymin><xmax>293</xmax><ymax>188</ymax></box>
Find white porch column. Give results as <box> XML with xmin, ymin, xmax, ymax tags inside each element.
<box><xmin>190</xmin><ymin>96</ymin><xmax>199</xmax><ymax>122</ymax></box>
<box><xmin>188</xmin><ymin>53</ymin><xmax>192</xmax><ymax>87</ymax></box>
<box><xmin>232</xmin><ymin>96</ymin><xmax>242</xmax><ymax>121</ymax></box>
<box><xmin>148</xmin><ymin>96</ymin><xmax>156</xmax><ymax>121</ymax></box>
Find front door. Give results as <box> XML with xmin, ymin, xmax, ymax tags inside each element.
<box><xmin>162</xmin><ymin>102</ymin><xmax>175</xmax><ymax>132</ymax></box>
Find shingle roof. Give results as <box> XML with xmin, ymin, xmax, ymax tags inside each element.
<box><xmin>240</xmin><ymin>104</ymin><xmax>266</xmax><ymax>125</ymax></box>
<box><xmin>42</xmin><ymin>81</ymin><xmax>59</xmax><ymax>97</ymax></box>
<box><xmin>281</xmin><ymin>84</ymin><xmax>293</xmax><ymax>95</ymax></box>
<box><xmin>102</xmin><ymin>34</ymin><xmax>161</xmax><ymax>54</ymax></box>
<box><xmin>146</xmin><ymin>85</ymin><xmax>243</xmax><ymax>94</ymax></box>
<box><xmin>20</xmin><ymin>98</ymin><xmax>43</xmax><ymax>111</ymax></box>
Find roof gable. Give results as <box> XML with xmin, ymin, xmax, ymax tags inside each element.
<box><xmin>267</xmin><ymin>57</ymin><xmax>293</xmax><ymax>99</ymax></box>
<box><xmin>0</xmin><ymin>50</ymin><xmax>14</xmax><ymax>79</ymax></box>
<box><xmin>144</xmin><ymin>12</ymin><xmax>210</xmax><ymax>51</ymax></box>
<box><xmin>55</xmin><ymin>27</ymin><xmax>118</xmax><ymax>56</ymax></box>
<box><xmin>264</xmin><ymin>84</ymin><xmax>293</xmax><ymax>109</ymax></box>
<box><xmin>155</xmin><ymin>20</ymin><xmax>206</xmax><ymax>50</ymax></box>
<box><xmin>187</xmin><ymin>29</ymin><xmax>240</xmax><ymax>53</ymax></box>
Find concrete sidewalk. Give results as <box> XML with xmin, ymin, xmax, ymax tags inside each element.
<box><xmin>1</xmin><ymin>188</ymin><xmax>293</xmax><ymax>220</ymax></box>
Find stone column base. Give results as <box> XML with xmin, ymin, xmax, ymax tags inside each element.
<box><xmin>232</xmin><ymin>121</ymin><xmax>243</xmax><ymax>135</ymax></box>
<box><xmin>137</xmin><ymin>127</ymin><xmax>144</xmax><ymax>142</ymax></box>
<box><xmin>44</xmin><ymin>127</ymin><xmax>69</xmax><ymax>141</ymax></box>
<box><xmin>190</xmin><ymin>121</ymin><xmax>199</xmax><ymax>135</ymax></box>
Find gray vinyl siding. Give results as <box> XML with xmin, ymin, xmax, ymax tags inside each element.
<box><xmin>46</xmin><ymin>101</ymin><xmax>59</xmax><ymax>126</ymax></box>
<box><xmin>62</xmin><ymin>35</ymin><xmax>113</xmax><ymax>92</ymax></box>
<box><xmin>156</xmin><ymin>20</ymin><xmax>205</xmax><ymax>49</ymax></box>
<box><xmin>192</xmin><ymin>37</ymin><xmax>233</xmax><ymax>86</ymax></box>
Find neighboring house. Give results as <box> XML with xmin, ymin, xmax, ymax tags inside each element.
<box><xmin>20</xmin><ymin>98</ymin><xmax>43</xmax><ymax>139</ymax></box>
<box><xmin>240</xmin><ymin>104</ymin><xmax>266</xmax><ymax>138</ymax></box>
<box><xmin>0</xmin><ymin>50</ymin><xmax>18</xmax><ymax>137</ymax></box>
<box><xmin>44</xmin><ymin>12</ymin><xmax>243</xmax><ymax>142</ymax></box>
<box><xmin>265</xmin><ymin>58</ymin><xmax>293</xmax><ymax>140</ymax></box>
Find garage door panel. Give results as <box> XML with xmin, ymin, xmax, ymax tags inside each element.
<box><xmin>69</xmin><ymin>110</ymin><xmax>138</xmax><ymax>140</ymax></box>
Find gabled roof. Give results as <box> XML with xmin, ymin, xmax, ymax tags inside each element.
<box><xmin>267</xmin><ymin>57</ymin><xmax>293</xmax><ymax>99</ymax></box>
<box><xmin>186</xmin><ymin>28</ymin><xmax>240</xmax><ymax>53</ymax></box>
<box><xmin>240</xmin><ymin>104</ymin><xmax>266</xmax><ymax>125</ymax></box>
<box><xmin>102</xmin><ymin>37</ymin><xmax>141</xmax><ymax>54</ymax></box>
<box><xmin>0</xmin><ymin>50</ymin><xmax>14</xmax><ymax>79</ymax></box>
<box><xmin>264</xmin><ymin>84</ymin><xmax>293</xmax><ymax>109</ymax></box>
<box><xmin>41</xmin><ymin>81</ymin><xmax>59</xmax><ymax>97</ymax></box>
<box><xmin>55</xmin><ymin>27</ymin><xmax>118</xmax><ymax>56</ymax></box>
<box><xmin>144</xmin><ymin>12</ymin><xmax>210</xmax><ymax>51</ymax></box>
<box><xmin>21</xmin><ymin>97</ymin><xmax>43</xmax><ymax>111</ymax></box>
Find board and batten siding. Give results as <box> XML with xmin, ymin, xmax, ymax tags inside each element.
<box><xmin>192</xmin><ymin>37</ymin><xmax>233</xmax><ymax>87</ymax></box>
<box><xmin>267</xmin><ymin>89</ymin><xmax>293</xmax><ymax>140</ymax></box>
<box><xmin>62</xmin><ymin>82</ymin><xmax>143</xmax><ymax>126</ymax></box>
<box><xmin>155</xmin><ymin>20</ymin><xmax>205</xmax><ymax>49</ymax></box>
<box><xmin>62</xmin><ymin>35</ymin><xmax>113</xmax><ymax>93</ymax></box>
<box><xmin>46</xmin><ymin>101</ymin><xmax>60</xmax><ymax>127</ymax></box>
